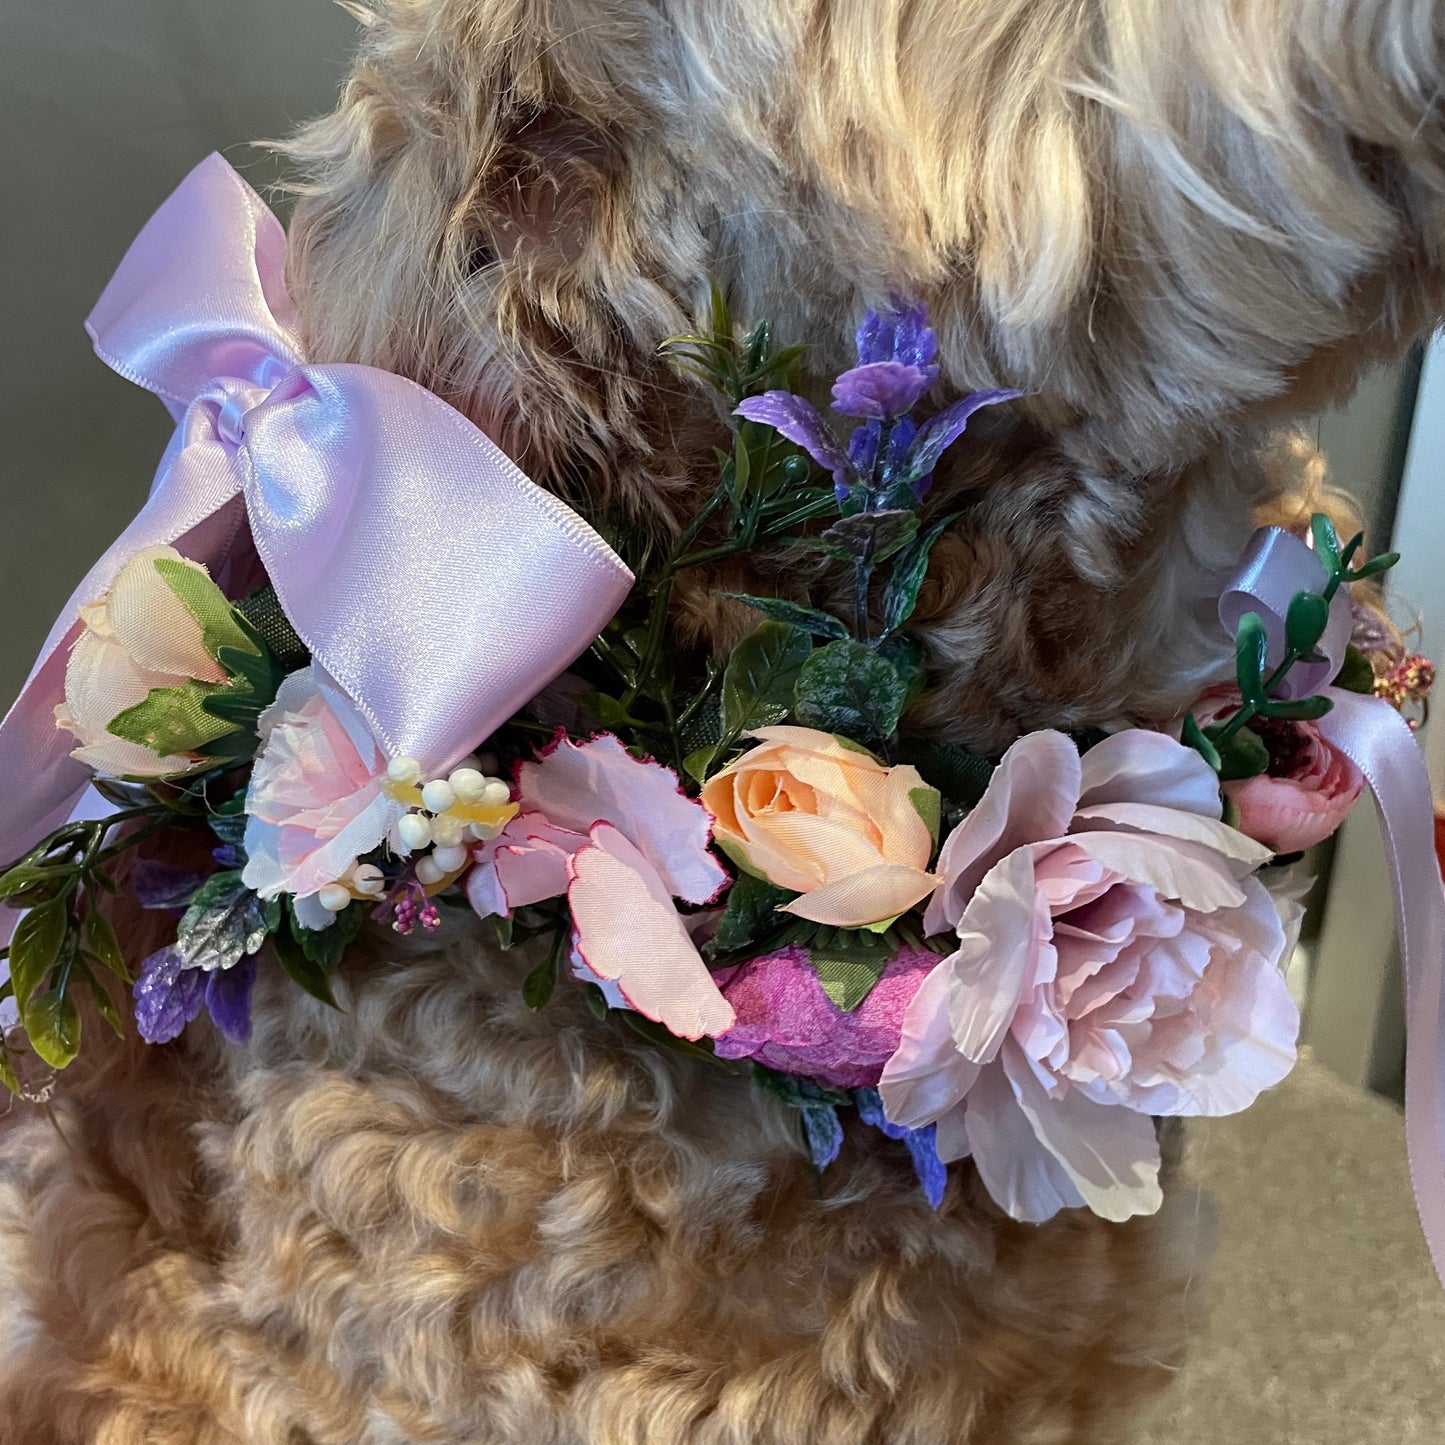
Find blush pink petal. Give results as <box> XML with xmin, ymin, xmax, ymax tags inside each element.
<box><xmin>1225</xmin><ymin>769</ymin><xmax>1363</xmax><ymax>854</ymax></box>
<box><xmin>1064</xmin><ymin>832</ymin><xmax>1248</xmax><ymax>913</ymax></box>
<box><xmin>520</xmin><ymin>734</ymin><xmax>727</xmax><ymax>905</ymax></box>
<box><xmin>1071</xmin><ymin>800</ymin><xmax>1273</xmax><ymax>868</ymax></box>
<box><xmin>779</xmin><ymin>861</ymin><xmax>937</xmax><ymax>928</ymax></box>
<box><xmin>925</xmin><ymin>731</ymin><xmax>1081</xmax><ymax>936</ymax></box>
<box><xmin>944</xmin><ymin>846</ymin><xmax>1044</xmax><ymax>1064</ymax></box>
<box><xmin>1003</xmin><ymin>1044</ymin><xmax>1164</xmax><ymax>1221</ymax></box>
<box><xmin>963</xmin><ymin>1062</ymin><xmax>1087</xmax><ymax>1222</ymax></box>
<box><xmin>933</xmin><ymin>1102</ymin><xmax>972</xmax><ymax>1163</ymax></box>
<box><xmin>467</xmin><ymin>813</ymin><xmax>587</xmax><ymax>918</ymax></box>
<box><xmin>567</xmin><ymin>823</ymin><xmax>734</xmax><ymax>1040</ymax></box>
<box><xmin>879</xmin><ymin>961</ymin><xmax>983</xmax><ymax>1129</ymax></box>
<box><xmin>1076</xmin><ymin>727</ymin><xmax>1223</xmax><ymax>816</ymax></box>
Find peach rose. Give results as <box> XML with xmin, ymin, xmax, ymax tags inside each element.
<box><xmin>700</xmin><ymin>726</ymin><xmax>938</xmax><ymax>929</ymax></box>
<box><xmin>55</xmin><ymin>545</ymin><xmax>228</xmax><ymax>778</ymax></box>
<box><xmin>1194</xmin><ymin>687</ymin><xmax>1364</xmax><ymax>854</ymax></box>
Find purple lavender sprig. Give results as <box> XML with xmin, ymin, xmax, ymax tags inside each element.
<box><xmin>734</xmin><ymin>297</ymin><xmax>1021</xmax><ymax>513</ymax></box>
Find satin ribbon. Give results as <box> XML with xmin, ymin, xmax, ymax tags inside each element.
<box><xmin>0</xmin><ymin>154</ymin><xmax>633</xmax><ymax>872</ymax></box>
<box><xmin>1222</xmin><ymin>527</ymin><xmax>1445</xmax><ymax>1287</ymax></box>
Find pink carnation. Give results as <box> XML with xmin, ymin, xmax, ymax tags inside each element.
<box><xmin>711</xmin><ymin>944</ymin><xmax>937</xmax><ymax>1088</ymax></box>
<box><xmin>881</xmin><ymin>729</ymin><xmax>1299</xmax><ymax>1225</ymax></box>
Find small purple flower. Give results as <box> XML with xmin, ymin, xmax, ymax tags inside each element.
<box><xmin>133</xmin><ymin>946</ymin><xmax>206</xmax><ymax>1044</ymax></box>
<box><xmin>831</xmin><ymin>360</ymin><xmax>936</xmax><ymax>421</ymax></box>
<box><xmin>130</xmin><ymin>860</ymin><xmax>205</xmax><ymax>912</ymax></box>
<box><xmin>855</xmin><ymin>1087</ymin><xmax>948</xmax><ymax>1209</ymax></box>
<box><xmin>802</xmin><ymin>1105</ymin><xmax>844</xmax><ymax>1171</ymax></box>
<box><xmin>133</xmin><ymin>945</ymin><xmax>257</xmax><ymax>1046</ymax></box>
<box><xmin>204</xmin><ymin>955</ymin><xmax>257</xmax><ymax>1043</ymax></box>
<box><xmin>733</xmin><ymin>297</ymin><xmax>1021</xmax><ymax>509</ymax></box>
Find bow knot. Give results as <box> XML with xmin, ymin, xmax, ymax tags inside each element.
<box><xmin>0</xmin><ymin>154</ymin><xmax>633</xmax><ymax>872</ymax></box>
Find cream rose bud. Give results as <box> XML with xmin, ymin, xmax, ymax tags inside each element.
<box><xmin>55</xmin><ymin>545</ymin><xmax>228</xmax><ymax>779</ymax></box>
<box><xmin>701</xmin><ymin>726</ymin><xmax>939</xmax><ymax>930</ymax></box>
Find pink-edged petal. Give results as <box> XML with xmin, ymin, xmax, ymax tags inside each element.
<box><xmin>1070</xmin><ymin>801</ymin><xmax>1271</xmax><ymax>869</ymax></box>
<box><xmin>780</xmin><ymin>862</ymin><xmax>937</xmax><ymax>929</ymax></box>
<box><xmin>1066</xmin><ymin>832</ymin><xmax>1247</xmax><ymax>912</ymax></box>
<box><xmin>964</xmin><ymin>1062</ymin><xmax>1087</xmax><ymax>1222</ymax></box>
<box><xmin>945</xmin><ymin>847</ymin><xmax>1042</xmax><ymax>1063</ymax></box>
<box><xmin>520</xmin><ymin>734</ymin><xmax>727</xmax><ymax>904</ymax></box>
<box><xmin>567</xmin><ymin>823</ymin><xmax>735</xmax><ymax>1040</ymax></box>
<box><xmin>925</xmin><ymin>731</ymin><xmax>1081</xmax><ymax>936</ymax></box>
<box><xmin>1076</xmin><ymin>728</ymin><xmax>1224</xmax><ymax>817</ymax></box>
<box><xmin>879</xmin><ymin>961</ymin><xmax>983</xmax><ymax>1130</ymax></box>
<box><xmin>1003</xmin><ymin>1046</ymin><xmax>1163</xmax><ymax>1222</ymax></box>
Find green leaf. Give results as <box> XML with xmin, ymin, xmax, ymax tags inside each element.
<box><xmin>1207</xmin><ymin>723</ymin><xmax>1270</xmax><ymax>782</ymax></box>
<box><xmin>881</xmin><ymin>513</ymin><xmax>958</xmax><ymax>636</ymax></box>
<box><xmin>720</xmin><ymin>594</ymin><xmax>850</xmax><ymax>640</ymax></box>
<box><xmin>582</xmin><ymin>692</ymin><xmax>644</xmax><ymax>730</ymax></box>
<box><xmin>1310</xmin><ymin>514</ymin><xmax>1341</xmax><ymax>574</ymax></box>
<box><xmin>806</xmin><ymin>928</ymin><xmax>893</xmax><ymax>1012</ymax></box>
<box><xmin>1234</xmin><ymin>611</ymin><xmax>1269</xmax><ymax>707</ymax></box>
<box><xmin>1181</xmin><ymin>713</ymin><xmax>1222</xmax><ymax>773</ymax></box>
<box><xmin>208</xmin><ymin>794</ymin><xmax>250</xmax><ymax>848</ymax></box>
<box><xmin>83</xmin><ymin>910</ymin><xmax>129</xmax><ymax>982</ymax></box>
<box><xmin>750</xmin><ymin>1062</ymin><xmax>852</xmax><ymax>1111</ymax></box>
<box><xmin>272</xmin><ymin>926</ymin><xmax>340</xmax><ymax>1009</ymax></box>
<box><xmin>708</xmin><ymin>871</ymin><xmax>797</xmax><ymax>959</ymax></box>
<box><xmin>721</xmin><ymin>622</ymin><xmax>813</xmax><ymax>738</ymax></box>
<box><xmin>908</xmin><ymin>785</ymin><xmax>942</xmax><ymax>849</ymax></box>
<box><xmin>108</xmin><ymin>681</ymin><xmax>240</xmax><ymax>759</ymax></box>
<box><xmin>1333</xmin><ymin>644</ymin><xmax>1376</xmax><ymax>695</ymax></box>
<box><xmin>9</xmin><ymin>899</ymin><xmax>67</xmax><ymax>1012</ymax></box>
<box><xmin>0</xmin><ymin>864</ymin><xmax>65</xmax><ymax>902</ymax></box>
<box><xmin>176</xmin><ymin>871</ymin><xmax>272</xmax><ymax>973</ymax></box>
<box><xmin>683</xmin><ymin>745</ymin><xmax>718</xmax><ymax>784</ymax></box>
<box><xmin>893</xmin><ymin>739</ymin><xmax>995</xmax><ymax>810</ymax></box>
<box><xmin>522</xmin><ymin>949</ymin><xmax>560</xmax><ymax>1010</ymax></box>
<box><xmin>0</xmin><ymin>1046</ymin><xmax>19</xmax><ymax>1097</ymax></box>
<box><xmin>818</xmin><ymin>511</ymin><xmax>920</xmax><ymax>564</ymax></box>
<box><xmin>288</xmin><ymin>898</ymin><xmax>364</xmax><ymax>974</ymax></box>
<box><xmin>152</xmin><ymin>556</ymin><xmax>259</xmax><ymax>663</ymax></box>
<box><xmin>794</xmin><ymin>639</ymin><xmax>909</xmax><ymax>742</ymax></box>
<box><xmin>82</xmin><ymin>969</ymin><xmax>127</xmax><ymax>1039</ymax></box>
<box><xmin>616</xmin><ymin>1010</ymin><xmax>736</xmax><ymax>1070</ymax></box>
<box><xmin>877</xmin><ymin>632</ymin><xmax>926</xmax><ymax>708</ymax></box>
<box><xmin>22</xmin><ymin>989</ymin><xmax>81</xmax><ymax>1071</ymax></box>
<box><xmin>1285</xmin><ymin>591</ymin><xmax>1331</xmax><ymax>656</ymax></box>
<box><xmin>1257</xmin><ymin>694</ymin><xmax>1334</xmax><ymax>722</ymax></box>
<box><xmin>1350</xmin><ymin>551</ymin><xmax>1400</xmax><ymax>581</ymax></box>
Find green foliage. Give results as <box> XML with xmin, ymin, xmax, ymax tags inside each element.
<box><xmin>893</xmin><ymin>739</ymin><xmax>995</xmax><ymax>810</ymax></box>
<box><xmin>108</xmin><ymin>679</ymin><xmax>239</xmax><ymax>757</ymax></box>
<box><xmin>750</xmin><ymin>1062</ymin><xmax>852</xmax><ymax>1111</ymax></box>
<box><xmin>707</xmin><ymin>870</ymin><xmax>798</xmax><ymax>960</ymax></box>
<box><xmin>153</xmin><ymin>556</ymin><xmax>259</xmax><ymax>663</ymax></box>
<box><xmin>909</xmin><ymin>785</ymin><xmax>941</xmax><ymax>848</ymax></box>
<box><xmin>819</xmin><ymin>511</ymin><xmax>919</xmax><ymax>564</ymax></box>
<box><xmin>881</xmin><ymin>513</ymin><xmax>957</xmax><ymax>636</ymax></box>
<box><xmin>720</xmin><ymin>622</ymin><xmax>813</xmax><ymax>740</ymax></box>
<box><xmin>175</xmin><ymin>871</ymin><xmax>276</xmax><ymax>974</ymax></box>
<box><xmin>1234</xmin><ymin>611</ymin><xmax>1269</xmax><ymax>707</ymax></box>
<box><xmin>1284</xmin><ymin>591</ymin><xmax>1330</xmax><ymax>656</ymax></box>
<box><xmin>806</xmin><ymin>926</ymin><xmax>896</xmax><ymax>1011</ymax></box>
<box><xmin>722</xmin><ymin>595</ymin><xmax>849</xmax><ymax>640</ymax></box>
<box><xmin>794</xmin><ymin>639</ymin><xmax>908</xmax><ymax>742</ymax></box>
<box><xmin>1333</xmin><ymin>645</ymin><xmax>1376</xmax><ymax>695</ymax></box>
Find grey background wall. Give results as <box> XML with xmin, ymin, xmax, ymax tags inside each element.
<box><xmin>0</xmin><ymin>0</ymin><xmax>358</xmax><ymax>700</ymax></box>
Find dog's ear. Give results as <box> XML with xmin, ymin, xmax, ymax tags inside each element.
<box><xmin>283</xmin><ymin>1</ymin><xmax>694</xmax><ymax>523</ymax></box>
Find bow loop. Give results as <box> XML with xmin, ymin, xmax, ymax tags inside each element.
<box><xmin>85</xmin><ymin>154</ymin><xmax>302</xmax><ymax>413</ymax></box>
<box><xmin>0</xmin><ymin>155</ymin><xmax>632</xmax><ymax>873</ymax></box>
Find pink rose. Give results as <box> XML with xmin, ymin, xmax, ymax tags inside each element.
<box><xmin>466</xmin><ymin>734</ymin><xmax>735</xmax><ymax>1040</ymax></box>
<box><xmin>711</xmin><ymin>944</ymin><xmax>938</xmax><ymax>1088</ymax></box>
<box><xmin>881</xmin><ymin>730</ymin><xmax>1299</xmax><ymax>1224</ymax></box>
<box><xmin>1194</xmin><ymin>687</ymin><xmax>1363</xmax><ymax>854</ymax></box>
<box><xmin>243</xmin><ymin>667</ymin><xmax>407</xmax><ymax>912</ymax></box>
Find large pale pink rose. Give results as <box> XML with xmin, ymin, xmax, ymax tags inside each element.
<box><xmin>56</xmin><ymin>545</ymin><xmax>229</xmax><ymax>778</ymax></box>
<box><xmin>880</xmin><ymin>729</ymin><xmax>1299</xmax><ymax>1224</ymax></box>
<box><xmin>700</xmin><ymin>726</ymin><xmax>938</xmax><ymax>929</ymax></box>
<box><xmin>1194</xmin><ymin>687</ymin><xmax>1363</xmax><ymax>854</ymax></box>
<box><xmin>466</xmin><ymin>734</ymin><xmax>735</xmax><ymax>1039</ymax></box>
<box><xmin>243</xmin><ymin>667</ymin><xmax>406</xmax><ymax>908</ymax></box>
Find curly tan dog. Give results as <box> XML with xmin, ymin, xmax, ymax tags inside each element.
<box><xmin>2</xmin><ymin>2</ymin><xmax>1442</xmax><ymax>1441</ymax></box>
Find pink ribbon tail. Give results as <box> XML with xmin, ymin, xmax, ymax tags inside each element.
<box><xmin>1319</xmin><ymin>689</ymin><xmax>1445</xmax><ymax>1287</ymax></box>
<box><xmin>0</xmin><ymin>154</ymin><xmax>634</xmax><ymax>871</ymax></box>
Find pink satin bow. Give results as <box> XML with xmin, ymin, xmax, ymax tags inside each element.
<box><xmin>0</xmin><ymin>154</ymin><xmax>634</xmax><ymax>872</ymax></box>
<box><xmin>1223</xmin><ymin>527</ymin><xmax>1445</xmax><ymax>1288</ymax></box>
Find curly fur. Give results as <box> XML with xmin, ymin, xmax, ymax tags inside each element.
<box><xmin>3</xmin><ymin>2</ymin><xmax>1443</xmax><ymax>1440</ymax></box>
